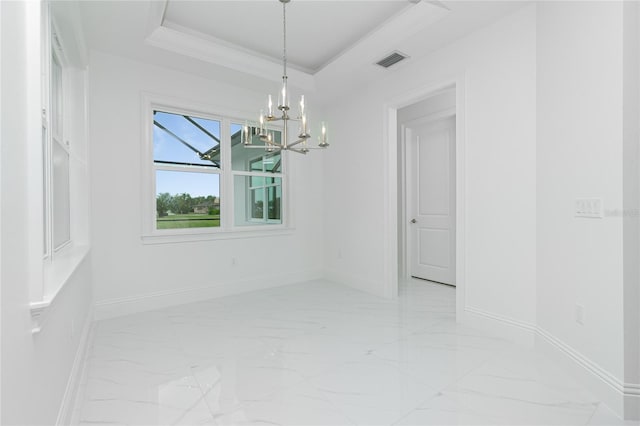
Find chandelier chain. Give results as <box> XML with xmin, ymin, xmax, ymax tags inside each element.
<box><xmin>282</xmin><ymin>0</ymin><xmax>287</xmax><ymax>79</ymax></box>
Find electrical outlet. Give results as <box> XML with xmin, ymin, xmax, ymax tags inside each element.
<box><xmin>575</xmin><ymin>304</ymin><xmax>585</xmax><ymax>325</ymax></box>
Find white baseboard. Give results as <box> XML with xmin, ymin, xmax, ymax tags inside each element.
<box><xmin>462</xmin><ymin>304</ymin><xmax>639</xmax><ymax>421</ymax></box>
<box><xmin>94</xmin><ymin>269</ymin><xmax>323</xmax><ymax>321</ymax></box>
<box><xmin>624</xmin><ymin>385</ymin><xmax>640</xmax><ymax>420</ymax></box>
<box><xmin>535</xmin><ymin>327</ymin><xmax>633</xmax><ymax>419</ymax></box>
<box><xmin>464</xmin><ymin>305</ymin><xmax>536</xmax><ymax>346</ymax></box>
<box><xmin>56</xmin><ymin>308</ymin><xmax>95</xmax><ymax>426</ymax></box>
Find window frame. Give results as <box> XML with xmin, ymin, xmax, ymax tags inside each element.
<box><xmin>141</xmin><ymin>94</ymin><xmax>291</xmax><ymax>243</ymax></box>
<box><xmin>43</xmin><ymin>7</ymin><xmax>72</xmax><ymax>261</ymax></box>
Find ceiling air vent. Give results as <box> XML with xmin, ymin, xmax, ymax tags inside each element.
<box><xmin>375</xmin><ymin>51</ymin><xmax>408</xmax><ymax>68</ymax></box>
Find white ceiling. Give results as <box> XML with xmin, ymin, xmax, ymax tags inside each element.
<box><xmin>75</xmin><ymin>0</ymin><xmax>529</xmax><ymax>100</ymax></box>
<box><xmin>162</xmin><ymin>0</ymin><xmax>412</xmax><ymax>73</ymax></box>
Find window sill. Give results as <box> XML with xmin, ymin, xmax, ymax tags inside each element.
<box><xmin>30</xmin><ymin>244</ymin><xmax>91</xmax><ymax>334</ymax></box>
<box><xmin>141</xmin><ymin>227</ymin><xmax>295</xmax><ymax>245</ymax></box>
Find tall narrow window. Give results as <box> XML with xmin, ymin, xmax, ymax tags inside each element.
<box><xmin>152</xmin><ymin>110</ymin><xmax>221</xmax><ymax>230</ymax></box>
<box><xmin>44</xmin><ymin>25</ymin><xmax>71</xmax><ymax>253</ymax></box>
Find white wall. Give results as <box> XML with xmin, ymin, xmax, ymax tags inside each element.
<box><xmin>623</xmin><ymin>1</ymin><xmax>640</xmax><ymax>419</ymax></box>
<box><xmin>320</xmin><ymin>5</ymin><xmax>537</xmax><ymax>328</ymax></box>
<box><xmin>536</xmin><ymin>0</ymin><xmax>625</xmax><ymax>395</ymax></box>
<box><xmin>1</xmin><ymin>1</ymin><xmax>93</xmax><ymax>424</ymax></box>
<box><xmin>89</xmin><ymin>52</ymin><xmax>324</xmax><ymax>318</ymax></box>
<box><xmin>536</xmin><ymin>1</ymin><xmax>640</xmax><ymax>419</ymax></box>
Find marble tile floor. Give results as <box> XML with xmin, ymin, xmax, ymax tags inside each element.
<box><xmin>72</xmin><ymin>279</ymin><xmax>636</xmax><ymax>426</ymax></box>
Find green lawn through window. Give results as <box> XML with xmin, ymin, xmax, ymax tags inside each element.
<box><xmin>156</xmin><ymin>214</ymin><xmax>220</xmax><ymax>229</ymax></box>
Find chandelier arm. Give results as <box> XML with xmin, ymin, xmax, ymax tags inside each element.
<box><xmin>288</xmin><ymin>147</ymin><xmax>309</xmax><ymax>155</ymax></box>
<box><xmin>265</xmin><ymin>138</ymin><xmax>285</xmax><ymax>147</ymax></box>
<box><xmin>244</xmin><ymin>145</ymin><xmax>281</xmax><ymax>149</ymax></box>
<box><xmin>286</xmin><ymin>138</ymin><xmax>310</xmax><ymax>148</ymax></box>
<box><xmin>300</xmin><ymin>145</ymin><xmax>329</xmax><ymax>150</ymax></box>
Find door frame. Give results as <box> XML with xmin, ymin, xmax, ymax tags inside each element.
<box><xmin>382</xmin><ymin>75</ymin><xmax>467</xmax><ymax>322</ymax></box>
<box><xmin>402</xmin><ymin>108</ymin><xmax>456</xmax><ymax>284</ymax></box>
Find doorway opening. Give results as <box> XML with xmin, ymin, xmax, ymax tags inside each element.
<box><xmin>384</xmin><ymin>78</ymin><xmax>465</xmax><ymax>321</ymax></box>
<box><xmin>399</xmin><ymin>89</ymin><xmax>456</xmax><ymax>286</ymax></box>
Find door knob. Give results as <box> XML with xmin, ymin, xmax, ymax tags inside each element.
<box><xmin>410</xmin><ymin>219</ymin><xmax>417</xmax><ymax>224</ymax></box>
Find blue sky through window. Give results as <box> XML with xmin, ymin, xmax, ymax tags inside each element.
<box><xmin>153</xmin><ymin>111</ymin><xmax>221</xmax><ymax>166</ymax></box>
<box><xmin>156</xmin><ymin>170</ymin><xmax>219</xmax><ymax>198</ymax></box>
<box><xmin>153</xmin><ymin>110</ymin><xmax>221</xmax><ymax>197</ymax></box>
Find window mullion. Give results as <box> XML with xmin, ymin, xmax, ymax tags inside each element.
<box><xmin>221</xmin><ymin>117</ymin><xmax>232</xmax><ymax>231</ymax></box>
<box><xmin>154</xmin><ymin>164</ymin><xmax>221</xmax><ymax>174</ymax></box>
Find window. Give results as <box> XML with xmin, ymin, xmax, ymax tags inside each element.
<box><xmin>153</xmin><ymin>111</ymin><xmax>221</xmax><ymax>230</ymax></box>
<box><xmin>144</xmin><ymin>101</ymin><xmax>287</xmax><ymax>240</ymax></box>
<box><xmin>43</xmin><ymin>12</ymin><xmax>71</xmax><ymax>257</ymax></box>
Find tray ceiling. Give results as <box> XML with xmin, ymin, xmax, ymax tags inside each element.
<box><xmin>162</xmin><ymin>0</ymin><xmax>412</xmax><ymax>73</ymax></box>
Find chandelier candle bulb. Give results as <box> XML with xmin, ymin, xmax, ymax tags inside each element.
<box><xmin>319</xmin><ymin>122</ymin><xmax>328</xmax><ymax>147</ymax></box>
<box><xmin>267</xmin><ymin>95</ymin><xmax>274</xmax><ymax>118</ymax></box>
<box><xmin>279</xmin><ymin>80</ymin><xmax>289</xmax><ymax>110</ymax></box>
<box><xmin>243</xmin><ymin>122</ymin><xmax>250</xmax><ymax>145</ymax></box>
<box><xmin>299</xmin><ymin>95</ymin><xmax>305</xmax><ymax>117</ymax></box>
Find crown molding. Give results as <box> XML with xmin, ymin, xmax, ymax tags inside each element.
<box><xmin>145</xmin><ymin>24</ymin><xmax>316</xmax><ymax>92</ymax></box>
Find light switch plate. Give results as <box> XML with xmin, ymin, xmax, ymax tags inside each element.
<box><xmin>575</xmin><ymin>198</ymin><xmax>603</xmax><ymax>218</ymax></box>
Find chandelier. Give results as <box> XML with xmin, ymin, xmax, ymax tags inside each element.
<box><xmin>242</xmin><ymin>0</ymin><xmax>328</xmax><ymax>155</ymax></box>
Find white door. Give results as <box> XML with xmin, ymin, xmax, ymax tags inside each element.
<box><xmin>408</xmin><ymin>116</ymin><xmax>456</xmax><ymax>285</ymax></box>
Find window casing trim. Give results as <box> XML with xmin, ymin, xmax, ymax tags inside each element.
<box><xmin>30</xmin><ymin>0</ymin><xmax>90</xmax><ymax>333</ymax></box>
<box><xmin>141</xmin><ymin>93</ymin><xmax>292</xmax><ymax>242</ymax></box>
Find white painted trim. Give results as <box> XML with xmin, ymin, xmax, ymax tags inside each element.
<box><xmin>382</xmin><ymin>98</ymin><xmax>399</xmax><ymax>298</ymax></box>
<box><xmin>464</xmin><ymin>305</ymin><xmax>536</xmax><ymax>346</ymax></box>
<box><xmin>627</xmin><ymin>383</ymin><xmax>640</xmax><ymax>396</ymax></box>
<box><xmin>146</xmin><ymin>0</ymin><xmax>167</xmax><ymax>38</ymax></box>
<box><xmin>537</xmin><ymin>327</ymin><xmax>624</xmax><ymax>394</ymax></box>
<box><xmin>383</xmin><ymin>75</ymin><xmax>466</xmax><ymax>320</ymax></box>
<box><xmin>465</xmin><ymin>305</ymin><xmax>537</xmax><ymax>332</ymax></box>
<box><xmin>624</xmin><ymin>392</ymin><xmax>640</xmax><ymax>421</ymax></box>
<box><xmin>31</xmin><ymin>245</ymin><xmax>90</xmax><ymax>333</ymax></box>
<box><xmin>94</xmin><ymin>269</ymin><xmax>323</xmax><ymax>321</ymax></box>
<box><xmin>141</xmin><ymin>228</ymin><xmax>295</xmax><ymax>245</ymax></box>
<box><xmin>399</xmin><ymin>125</ymin><xmax>411</xmax><ymax>281</ymax></box>
<box><xmin>56</xmin><ymin>308</ymin><xmax>94</xmax><ymax>426</ymax></box>
<box><xmin>145</xmin><ymin>25</ymin><xmax>315</xmax><ymax>91</ymax></box>
<box><xmin>402</xmin><ymin>107</ymin><xmax>456</xmax><ymax>129</ymax></box>
<box><xmin>460</xmin><ymin>303</ymin><xmax>639</xmax><ymax>421</ymax></box>
<box><xmin>50</xmin><ymin>0</ymin><xmax>89</xmax><ymax>68</ymax></box>
<box><xmin>0</xmin><ymin>3</ymin><xmax>2</xmax><ymax>422</ymax></box>
<box><xmin>454</xmin><ymin>76</ymin><xmax>467</xmax><ymax>323</ymax></box>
